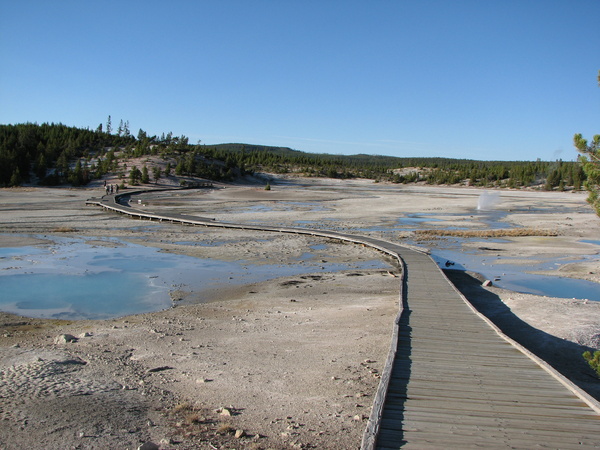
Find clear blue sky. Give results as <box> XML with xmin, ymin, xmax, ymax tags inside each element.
<box><xmin>1</xmin><ymin>1</ymin><xmax>598</xmax><ymax>161</ymax></box>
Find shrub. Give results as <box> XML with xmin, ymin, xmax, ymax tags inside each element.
<box><xmin>583</xmin><ymin>350</ymin><xmax>600</xmax><ymax>377</ymax></box>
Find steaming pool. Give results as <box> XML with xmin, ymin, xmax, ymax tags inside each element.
<box><xmin>0</xmin><ymin>236</ymin><xmax>393</xmax><ymax>320</ymax></box>
<box><xmin>291</xmin><ymin>206</ymin><xmax>600</xmax><ymax>302</ymax></box>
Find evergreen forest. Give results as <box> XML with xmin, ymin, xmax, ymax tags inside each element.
<box><xmin>0</xmin><ymin>122</ymin><xmax>587</xmax><ymax>192</ymax></box>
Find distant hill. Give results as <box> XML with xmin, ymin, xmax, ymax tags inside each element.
<box><xmin>0</xmin><ymin>123</ymin><xmax>585</xmax><ymax>191</ymax></box>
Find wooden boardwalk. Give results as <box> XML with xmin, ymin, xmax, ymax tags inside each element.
<box><xmin>88</xmin><ymin>189</ymin><xmax>600</xmax><ymax>449</ymax></box>
<box><xmin>365</xmin><ymin>246</ymin><xmax>600</xmax><ymax>449</ymax></box>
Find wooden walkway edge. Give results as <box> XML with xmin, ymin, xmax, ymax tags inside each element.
<box><xmin>87</xmin><ymin>189</ymin><xmax>600</xmax><ymax>449</ymax></box>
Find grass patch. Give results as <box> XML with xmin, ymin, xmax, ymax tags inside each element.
<box><xmin>414</xmin><ymin>228</ymin><xmax>558</xmax><ymax>238</ymax></box>
<box><xmin>185</xmin><ymin>413</ymin><xmax>205</xmax><ymax>425</ymax></box>
<box><xmin>172</xmin><ymin>402</ymin><xmax>192</xmax><ymax>413</ymax></box>
<box><xmin>216</xmin><ymin>422</ymin><xmax>234</xmax><ymax>435</ymax></box>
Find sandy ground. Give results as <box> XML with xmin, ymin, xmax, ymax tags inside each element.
<box><xmin>0</xmin><ymin>177</ymin><xmax>599</xmax><ymax>449</ymax></box>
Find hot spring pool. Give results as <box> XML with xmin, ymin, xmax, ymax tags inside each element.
<box><xmin>0</xmin><ymin>236</ymin><xmax>393</xmax><ymax>320</ymax></box>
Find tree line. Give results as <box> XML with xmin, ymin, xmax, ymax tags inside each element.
<box><xmin>0</xmin><ymin>121</ymin><xmax>235</xmax><ymax>187</ymax></box>
<box><xmin>0</xmin><ymin>122</ymin><xmax>135</xmax><ymax>186</ymax></box>
<box><xmin>0</xmin><ymin>121</ymin><xmax>590</xmax><ymax>193</ymax></box>
<box><xmin>206</xmin><ymin>143</ymin><xmax>585</xmax><ymax>190</ymax></box>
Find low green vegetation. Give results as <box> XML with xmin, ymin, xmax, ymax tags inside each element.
<box><xmin>582</xmin><ymin>350</ymin><xmax>600</xmax><ymax>378</ymax></box>
<box><xmin>0</xmin><ymin>119</ymin><xmax>589</xmax><ymax>191</ymax></box>
<box><xmin>574</xmin><ymin>132</ymin><xmax>599</xmax><ymax>216</ymax></box>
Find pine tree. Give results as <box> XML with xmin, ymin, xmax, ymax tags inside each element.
<box><xmin>574</xmin><ymin>70</ymin><xmax>600</xmax><ymax>216</ymax></box>
<box><xmin>575</xmin><ymin>134</ymin><xmax>600</xmax><ymax>215</ymax></box>
<box><xmin>35</xmin><ymin>152</ymin><xmax>47</xmax><ymax>178</ymax></box>
<box><xmin>141</xmin><ymin>165</ymin><xmax>149</xmax><ymax>184</ymax></box>
<box><xmin>152</xmin><ymin>166</ymin><xmax>161</xmax><ymax>183</ymax></box>
<box><xmin>9</xmin><ymin>167</ymin><xmax>21</xmax><ymax>187</ymax></box>
<box><xmin>129</xmin><ymin>165</ymin><xmax>142</xmax><ymax>185</ymax></box>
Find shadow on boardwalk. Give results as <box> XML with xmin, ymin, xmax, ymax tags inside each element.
<box><xmin>379</xmin><ymin>271</ymin><xmax>413</xmax><ymax>446</ymax></box>
<box><xmin>444</xmin><ymin>269</ymin><xmax>600</xmax><ymax>402</ymax></box>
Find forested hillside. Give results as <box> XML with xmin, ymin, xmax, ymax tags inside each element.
<box><xmin>209</xmin><ymin>143</ymin><xmax>584</xmax><ymax>190</ymax></box>
<box><xmin>0</xmin><ymin>122</ymin><xmax>586</xmax><ymax>191</ymax></box>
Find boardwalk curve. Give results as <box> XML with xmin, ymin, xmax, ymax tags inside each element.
<box><xmin>87</xmin><ymin>189</ymin><xmax>600</xmax><ymax>449</ymax></box>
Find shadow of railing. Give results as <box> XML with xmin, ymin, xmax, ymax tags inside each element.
<box><xmin>376</xmin><ymin>309</ymin><xmax>412</xmax><ymax>448</ymax></box>
<box><xmin>444</xmin><ymin>269</ymin><xmax>600</xmax><ymax>402</ymax></box>
<box><xmin>366</xmin><ymin>260</ymin><xmax>413</xmax><ymax>449</ymax></box>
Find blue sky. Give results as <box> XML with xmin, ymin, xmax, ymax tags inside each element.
<box><xmin>1</xmin><ymin>1</ymin><xmax>598</xmax><ymax>161</ymax></box>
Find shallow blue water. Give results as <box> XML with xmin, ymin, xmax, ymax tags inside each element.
<box><xmin>428</xmin><ymin>248</ymin><xmax>600</xmax><ymax>302</ymax></box>
<box><xmin>0</xmin><ymin>237</ymin><xmax>240</xmax><ymax>319</ymax></box>
<box><xmin>581</xmin><ymin>239</ymin><xmax>600</xmax><ymax>246</ymax></box>
<box><xmin>0</xmin><ymin>272</ymin><xmax>165</xmax><ymax>320</ymax></box>
<box><xmin>494</xmin><ymin>274</ymin><xmax>600</xmax><ymax>301</ymax></box>
<box><xmin>0</xmin><ymin>236</ymin><xmax>393</xmax><ymax>319</ymax></box>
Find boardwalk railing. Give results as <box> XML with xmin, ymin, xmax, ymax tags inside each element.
<box><xmin>88</xmin><ymin>188</ymin><xmax>600</xmax><ymax>449</ymax></box>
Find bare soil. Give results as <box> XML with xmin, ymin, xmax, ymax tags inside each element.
<box><xmin>0</xmin><ymin>178</ymin><xmax>599</xmax><ymax>449</ymax></box>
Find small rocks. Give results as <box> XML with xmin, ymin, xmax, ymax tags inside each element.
<box><xmin>54</xmin><ymin>334</ymin><xmax>77</xmax><ymax>344</ymax></box>
<box><xmin>234</xmin><ymin>429</ymin><xmax>245</xmax><ymax>438</ymax></box>
<box><xmin>147</xmin><ymin>365</ymin><xmax>173</xmax><ymax>373</ymax></box>
<box><xmin>160</xmin><ymin>437</ymin><xmax>179</xmax><ymax>446</ymax></box>
<box><xmin>482</xmin><ymin>279</ymin><xmax>493</xmax><ymax>287</ymax></box>
<box><xmin>218</xmin><ymin>407</ymin><xmax>232</xmax><ymax>416</ymax></box>
<box><xmin>138</xmin><ymin>442</ymin><xmax>159</xmax><ymax>450</ymax></box>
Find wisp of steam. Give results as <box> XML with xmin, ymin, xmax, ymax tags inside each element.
<box><xmin>477</xmin><ymin>191</ymin><xmax>500</xmax><ymax>211</ymax></box>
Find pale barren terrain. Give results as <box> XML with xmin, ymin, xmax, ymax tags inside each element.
<box><xmin>0</xmin><ymin>178</ymin><xmax>599</xmax><ymax>449</ymax></box>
